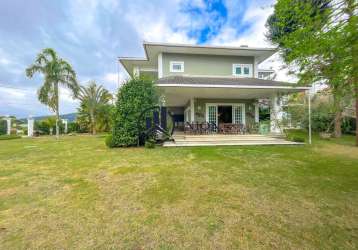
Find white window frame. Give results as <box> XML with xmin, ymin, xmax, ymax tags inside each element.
<box><xmin>205</xmin><ymin>104</ymin><xmax>218</xmax><ymax>127</ymax></box>
<box><xmin>170</xmin><ymin>61</ymin><xmax>184</xmax><ymax>73</ymax></box>
<box><xmin>232</xmin><ymin>104</ymin><xmax>246</xmax><ymax>125</ymax></box>
<box><xmin>232</xmin><ymin>64</ymin><xmax>253</xmax><ymax>77</ymax></box>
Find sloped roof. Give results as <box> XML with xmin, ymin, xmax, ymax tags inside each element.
<box><xmin>119</xmin><ymin>41</ymin><xmax>277</xmax><ymax>76</ymax></box>
<box><xmin>156</xmin><ymin>76</ymin><xmax>309</xmax><ymax>89</ymax></box>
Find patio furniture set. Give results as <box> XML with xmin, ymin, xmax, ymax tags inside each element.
<box><xmin>184</xmin><ymin>122</ymin><xmax>247</xmax><ymax>135</ymax></box>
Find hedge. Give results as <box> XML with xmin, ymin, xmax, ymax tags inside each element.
<box><xmin>109</xmin><ymin>77</ymin><xmax>158</xmax><ymax>147</ymax></box>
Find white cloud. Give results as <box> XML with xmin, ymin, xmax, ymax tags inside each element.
<box><xmin>103</xmin><ymin>72</ymin><xmax>118</xmax><ymax>84</ymax></box>
<box><xmin>0</xmin><ymin>85</ymin><xmax>81</xmax><ymax>117</ymax></box>
<box><xmin>59</xmin><ymin>87</ymin><xmax>78</xmax><ymax>104</ymax></box>
<box><xmin>102</xmin><ymin>71</ymin><xmax>127</xmax><ymax>89</ymax></box>
<box><xmin>207</xmin><ymin>0</ymin><xmax>297</xmax><ymax>82</ymax></box>
<box><xmin>209</xmin><ymin>1</ymin><xmax>274</xmax><ymax>47</ymax></box>
<box><xmin>122</xmin><ymin>1</ymin><xmax>195</xmax><ymax>44</ymax></box>
<box><xmin>0</xmin><ymin>57</ymin><xmax>11</xmax><ymax>65</ymax></box>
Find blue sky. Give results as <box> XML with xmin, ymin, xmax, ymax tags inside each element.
<box><xmin>0</xmin><ymin>0</ymin><xmax>279</xmax><ymax>118</ymax></box>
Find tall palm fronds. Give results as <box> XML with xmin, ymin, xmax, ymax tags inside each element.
<box><xmin>26</xmin><ymin>48</ymin><xmax>79</xmax><ymax>139</ymax></box>
<box><xmin>78</xmin><ymin>81</ymin><xmax>112</xmax><ymax>134</ymax></box>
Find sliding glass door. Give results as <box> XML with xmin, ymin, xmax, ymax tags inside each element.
<box><xmin>206</xmin><ymin>104</ymin><xmax>218</xmax><ymax>126</ymax></box>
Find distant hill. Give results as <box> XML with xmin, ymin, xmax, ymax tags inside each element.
<box><xmin>19</xmin><ymin>113</ymin><xmax>77</xmax><ymax>122</ymax></box>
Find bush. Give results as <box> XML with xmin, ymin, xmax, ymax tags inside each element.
<box><xmin>0</xmin><ymin>134</ymin><xmax>21</xmax><ymax>140</ymax></box>
<box><xmin>145</xmin><ymin>139</ymin><xmax>156</xmax><ymax>149</ymax></box>
<box><xmin>105</xmin><ymin>134</ymin><xmax>115</xmax><ymax>148</ymax></box>
<box><xmin>110</xmin><ymin>77</ymin><xmax>158</xmax><ymax>147</ymax></box>
<box><xmin>0</xmin><ymin>120</ymin><xmax>6</xmax><ymax>135</ymax></box>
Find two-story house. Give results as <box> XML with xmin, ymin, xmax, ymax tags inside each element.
<box><xmin>119</xmin><ymin>41</ymin><xmax>309</xmax><ymax>139</ymax></box>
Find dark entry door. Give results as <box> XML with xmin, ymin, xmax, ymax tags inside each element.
<box><xmin>218</xmin><ymin>106</ymin><xmax>232</xmax><ymax>124</ymax></box>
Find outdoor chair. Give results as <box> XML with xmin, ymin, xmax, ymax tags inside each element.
<box><xmin>201</xmin><ymin>122</ymin><xmax>211</xmax><ymax>134</ymax></box>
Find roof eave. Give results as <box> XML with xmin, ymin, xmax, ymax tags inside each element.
<box><xmin>156</xmin><ymin>83</ymin><xmax>310</xmax><ymax>91</ymax></box>
<box><xmin>143</xmin><ymin>41</ymin><xmax>278</xmax><ymax>52</ymax></box>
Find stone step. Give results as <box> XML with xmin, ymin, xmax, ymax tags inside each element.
<box><xmin>163</xmin><ymin>140</ymin><xmax>301</xmax><ymax>147</ymax></box>
<box><xmin>174</xmin><ymin>135</ymin><xmax>282</xmax><ymax>140</ymax></box>
<box><xmin>174</xmin><ymin>138</ymin><xmax>285</xmax><ymax>143</ymax></box>
<box><xmin>174</xmin><ymin>135</ymin><xmax>272</xmax><ymax>140</ymax></box>
<box><xmin>175</xmin><ymin>139</ymin><xmax>288</xmax><ymax>144</ymax></box>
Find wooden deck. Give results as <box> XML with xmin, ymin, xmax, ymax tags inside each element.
<box><xmin>163</xmin><ymin>133</ymin><xmax>303</xmax><ymax>147</ymax></box>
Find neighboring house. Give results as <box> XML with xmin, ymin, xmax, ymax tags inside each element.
<box><xmin>119</xmin><ymin>42</ymin><xmax>309</xmax><ymax>137</ymax></box>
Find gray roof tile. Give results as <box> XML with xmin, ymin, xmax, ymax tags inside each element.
<box><xmin>156</xmin><ymin>76</ymin><xmax>306</xmax><ymax>87</ymax></box>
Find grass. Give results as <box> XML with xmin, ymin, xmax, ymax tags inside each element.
<box><xmin>0</xmin><ymin>134</ymin><xmax>21</xmax><ymax>140</ymax></box>
<box><xmin>0</xmin><ymin>134</ymin><xmax>357</xmax><ymax>249</ymax></box>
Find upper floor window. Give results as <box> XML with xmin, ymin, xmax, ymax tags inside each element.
<box><xmin>232</xmin><ymin>64</ymin><xmax>252</xmax><ymax>77</ymax></box>
<box><xmin>170</xmin><ymin>61</ymin><xmax>184</xmax><ymax>73</ymax></box>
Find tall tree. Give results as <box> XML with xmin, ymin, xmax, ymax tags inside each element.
<box><xmin>77</xmin><ymin>81</ymin><xmax>112</xmax><ymax>135</ymax></box>
<box><xmin>26</xmin><ymin>48</ymin><xmax>79</xmax><ymax>139</ymax></box>
<box><xmin>266</xmin><ymin>0</ymin><xmax>357</xmax><ymax>144</ymax></box>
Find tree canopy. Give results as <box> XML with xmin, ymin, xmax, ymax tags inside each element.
<box><xmin>77</xmin><ymin>81</ymin><xmax>113</xmax><ymax>134</ymax></box>
<box><xmin>266</xmin><ymin>0</ymin><xmax>358</xmax><ymax>144</ymax></box>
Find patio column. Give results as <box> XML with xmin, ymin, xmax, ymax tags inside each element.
<box><xmin>5</xmin><ymin>116</ymin><xmax>11</xmax><ymax>135</ymax></box>
<box><xmin>254</xmin><ymin>103</ymin><xmax>259</xmax><ymax>123</ymax></box>
<box><xmin>28</xmin><ymin>116</ymin><xmax>34</xmax><ymax>137</ymax></box>
<box><xmin>190</xmin><ymin>98</ymin><xmax>195</xmax><ymax>122</ymax></box>
<box><xmin>270</xmin><ymin>94</ymin><xmax>283</xmax><ymax>133</ymax></box>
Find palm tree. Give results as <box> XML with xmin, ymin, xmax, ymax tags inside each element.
<box><xmin>78</xmin><ymin>81</ymin><xmax>112</xmax><ymax>135</ymax></box>
<box><xmin>26</xmin><ymin>48</ymin><xmax>79</xmax><ymax>139</ymax></box>
<box><xmin>44</xmin><ymin>116</ymin><xmax>56</xmax><ymax>135</ymax></box>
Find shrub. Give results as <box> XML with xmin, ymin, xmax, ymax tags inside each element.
<box><xmin>105</xmin><ymin>134</ymin><xmax>115</xmax><ymax>148</ymax></box>
<box><xmin>145</xmin><ymin>139</ymin><xmax>156</xmax><ymax>149</ymax></box>
<box><xmin>110</xmin><ymin>77</ymin><xmax>158</xmax><ymax>147</ymax></box>
<box><xmin>0</xmin><ymin>134</ymin><xmax>21</xmax><ymax>140</ymax></box>
<box><xmin>0</xmin><ymin>120</ymin><xmax>6</xmax><ymax>135</ymax></box>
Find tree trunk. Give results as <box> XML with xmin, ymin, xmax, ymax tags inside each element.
<box><xmin>346</xmin><ymin>0</ymin><xmax>358</xmax><ymax>146</ymax></box>
<box><xmin>333</xmin><ymin>111</ymin><xmax>342</xmax><ymax>138</ymax></box>
<box><xmin>333</xmin><ymin>94</ymin><xmax>342</xmax><ymax>138</ymax></box>
<box><xmin>356</xmin><ymin>89</ymin><xmax>358</xmax><ymax>146</ymax></box>
<box><xmin>90</xmin><ymin>111</ymin><xmax>96</xmax><ymax>135</ymax></box>
<box><xmin>55</xmin><ymin>82</ymin><xmax>60</xmax><ymax>139</ymax></box>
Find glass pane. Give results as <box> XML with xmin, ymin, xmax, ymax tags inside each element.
<box><xmin>235</xmin><ymin>67</ymin><xmax>242</xmax><ymax>75</ymax></box>
<box><xmin>208</xmin><ymin>106</ymin><xmax>217</xmax><ymax>124</ymax></box>
<box><xmin>244</xmin><ymin>67</ymin><xmax>250</xmax><ymax>75</ymax></box>
<box><xmin>173</xmin><ymin>64</ymin><xmax>181</xmax><ymax>71</ymax></box>
<box><xmin>233</xmin><ymin>106</ymin><xmax>243</xmax><ymax>124</ymax></box>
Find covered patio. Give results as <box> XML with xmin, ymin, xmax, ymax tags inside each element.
<box><xmin>158</xmin><ymin>76</ymin><xmax>311</xmax><ymax>141</ymax></box>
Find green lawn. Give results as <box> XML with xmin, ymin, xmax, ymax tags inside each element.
<box><xmin>0</xmin><ymin>135</ymin><xmax>357</xmax><ymax>249</ymax></box>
